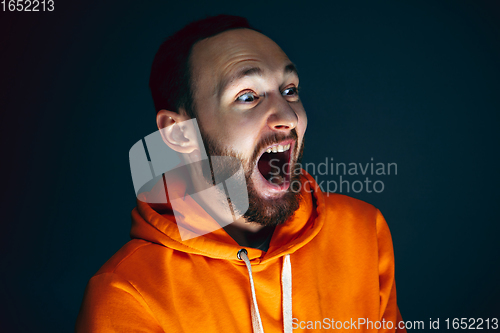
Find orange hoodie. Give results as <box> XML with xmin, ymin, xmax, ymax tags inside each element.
<box><xmin>76</xmin><ymin>171</ymin><xmax>406</xmax><ymax>332</ymax></box>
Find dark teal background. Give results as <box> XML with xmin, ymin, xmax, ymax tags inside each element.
<box><xmin>1</xmin><ymin>1</ymin><xmax>499</xmax><ymax>331</ymax></box>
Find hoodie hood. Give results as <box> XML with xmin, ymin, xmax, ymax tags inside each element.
<box><xmin>78</xmin><ymin>167</ymin><xmax>406</xmax><ymax>333</ymax></box>
<box><xmin>130</xmin><ymin>170</ymin><xmax>325</xmax><ymax>263</ymax></box>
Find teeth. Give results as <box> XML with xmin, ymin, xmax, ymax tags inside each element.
<box><xmin>266</xmin><ymin>143</ymin><xmax>291</xmax><ymax>154</ymax></box>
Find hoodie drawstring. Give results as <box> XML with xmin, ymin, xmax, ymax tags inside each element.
<box><xmin>238</xmin><ymin>249</ymin><xmax>292</xmax><ymax>333</ymax></box>
<box><xmin>282</xmin><ymin>254</ymin><xmax>292</xmax><ymax>333</ymax></box>
<box><xmin>239</xmin><ymin>249</ymin><xmax>265</xmax><ymax>333</ymax></box>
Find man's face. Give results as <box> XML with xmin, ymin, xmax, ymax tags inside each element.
<box><xmin>189</xmin><ymin>28</ymin><xmax>307</xmax><ymax>226</ymax></box>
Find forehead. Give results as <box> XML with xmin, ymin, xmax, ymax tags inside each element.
<box><xmin>190</xmin><ymin>29</ymin><xmax>292</xmax><ymax>94</ymax></box>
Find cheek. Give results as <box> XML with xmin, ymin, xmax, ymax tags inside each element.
<box><xmin>221</xmin><ymin>116</ymin><xmax>260</xmax><ymax>153</ymax></box>
<box><xmin>294</xmin><ymin>104</ymin><xmax>308</xmax><ymax>138</ymax></box>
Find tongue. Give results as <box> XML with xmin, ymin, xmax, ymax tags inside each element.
<box><xmin>269</xmin><ymin>174</ymin><xmax>285</xmax><ymax>185</ymax></box>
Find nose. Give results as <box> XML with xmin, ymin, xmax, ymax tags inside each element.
<box><xmin>266</xmin><ymin>94</ymin><xmax>298</xmax><ymax>132</ymax></box>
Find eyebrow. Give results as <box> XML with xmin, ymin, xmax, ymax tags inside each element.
<box><xmin>216</xmin><ymin>63</ymin><xmax>299</xmax><ymax>97</ymax></box>
<box><xmin>284</xmin><ymin>63</ymin><xmax>298</xmax><ymax>76</ymax></box>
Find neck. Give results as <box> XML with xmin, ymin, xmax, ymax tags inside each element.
<box><xmin>223</xmin><ymin>219</ymin><xmax>275</xmax><ymax>250</ymax></box>
<box><xmin>183</xmin><ymin>162</ymin><xmax>275</xmax><ymax>249</ymax></box>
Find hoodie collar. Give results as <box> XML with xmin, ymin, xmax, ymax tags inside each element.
<box><xmin>130</xmin><ymin>170</ymin><xmax>325</xmax><ymax>263</ymax></box>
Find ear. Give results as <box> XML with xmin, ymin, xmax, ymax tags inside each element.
<box><xmin>156</xmin><ymin>109</ymin><xmax>199</xmax><ymax>154</ymax></box>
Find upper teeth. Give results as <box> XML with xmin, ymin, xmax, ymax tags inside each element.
<box><xmin>267</xmin><ymin>144</ymin><xmax>290</xmax><ymax>154</ymax></box>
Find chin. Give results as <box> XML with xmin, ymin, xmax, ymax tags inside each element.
<box><xmin>241</xmin><ymin>173</ymin><xmax>302</xmax><ymax>227</ymax></box>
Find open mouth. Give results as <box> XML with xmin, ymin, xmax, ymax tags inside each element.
<box><xmin>257</xmin><ymin>141</ymin><xmax>293</xmax><ymax>187</ymax></box>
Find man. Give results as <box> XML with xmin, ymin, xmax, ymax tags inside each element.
<box><xmin>76</xmin><ymin>15</ymin><xmax>406</xmax><ymax>332</ymax></box>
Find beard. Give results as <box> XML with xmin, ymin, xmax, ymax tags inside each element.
<box><xmin>198</xmin><ymin>127</ymin><xmax>304</xmax><ymax>227</ymax></box>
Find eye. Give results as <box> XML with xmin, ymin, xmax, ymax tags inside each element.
<box><xmin>282</xmin><ymin>86</ymin><xmax>300</xmax><ymax>98</ymax></box>
<box><xmin>236</xmin><ymin>91</ymin><xmax>259</xmax><ymax>103</ymax></box>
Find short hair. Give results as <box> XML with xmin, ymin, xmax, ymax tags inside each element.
<box><xmin>149</xmin><ymin>15</ymin><xmax>258</xmax><ymax>117</ymax></box>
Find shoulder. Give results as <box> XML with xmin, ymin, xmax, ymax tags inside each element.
<box><xmin>94</xmin><ymin>239</ymin><xmax>163</xmax><ymax>277</ymax></box>
<box><xmin>77</xmin><ymin>256</ymin><xmax>163</xmax><ymax>332</ymax></box>
<box><xmin>321</xmin><ymin>192</ymin><xmax>380</xmax><ymax>221</ymax></box>
<box><xmin>80</xmin><ymin>239</ymin><xmax>167</xmax><ymax>311</ymax></box>
<box><xmin>317</xmin><ymin>192</ymin><xmax>390</xmax><ymax>242</ymax></box>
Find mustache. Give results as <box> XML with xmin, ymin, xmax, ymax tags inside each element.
<box><xmin>250</xmin><ymin>129</ymin><xmax>299</xmax><ymax>165</ymax></box>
